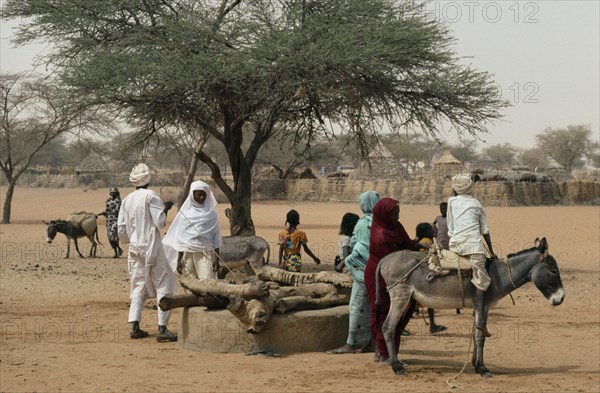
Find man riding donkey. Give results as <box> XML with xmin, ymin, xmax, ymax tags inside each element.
<box><xmin>447</xmin><ymin>173</ymin><xmax>497</xmax><ymax>337</ymax></box>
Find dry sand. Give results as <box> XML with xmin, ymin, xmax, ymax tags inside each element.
<box><xmin>1</xmin><ymin>187</ymin><xmax>599</xmax><ymax>392</ymax></box>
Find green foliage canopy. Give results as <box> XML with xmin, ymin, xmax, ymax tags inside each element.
<box><xmin>3</xmin><ymin>0</ymin><xmax>506</xmax><ymax>142</ymax></box>
<box><xmin>3</xmin><ymin>0</ymin><xmax>508</xmax><ymax>233</ymax></box>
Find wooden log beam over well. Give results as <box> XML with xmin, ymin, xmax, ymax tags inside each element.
<box><xmin>256</xmin><ymin>266</ymin><xmax>352</xmax><ymax>288</ymax></box>
<box><xmin>179</xmin><ymin>273</ymin><xmax>269</xmax><ymax>299</ymax></box>
<box><xmin>158</xmin><ymin>293</ymin><xmax>228</xmax><ymax>311</ymax></box>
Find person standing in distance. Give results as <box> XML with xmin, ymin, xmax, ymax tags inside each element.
<box><xmin>433</xmin><ymin>202</ymin><xmax>449</xmax><ymax>250</ymax></box>
<box><xmin>98</xmin><ymin>187</ymin><xmax>123</xmax><ymax>258</ymax></box>
<box><xmin>117</xmin><ymin>163</ymin><xmax>178</xmax><ymax>342</ymax></box>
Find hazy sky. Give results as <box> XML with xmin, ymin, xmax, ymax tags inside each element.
<box><xmin>1</xmin><ymin>0</ymin><xmax>598</xmax><ymax>149</ymax></box>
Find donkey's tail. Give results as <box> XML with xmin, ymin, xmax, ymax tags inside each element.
<box><xmin>94</xmin><ymin>227</ymin><xmax>102</xmax><ymax>245</ymax></box>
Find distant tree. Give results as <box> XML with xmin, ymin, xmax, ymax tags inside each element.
<box><xmin>256</xmin><ymin>133</ymin><xmax>332</xmax><ymax>179</ymax></box>
<box><xmin>590</xmin><ymin>151</ymin><xmax>600</xmax><ymax>169</ymax></box>
<box><xmin>312</xmin><ymin>140</ymin><xmax>351</xmax><ymax>171</ymax></box>
<box><xmin>483</xmin><ymin>143</ymin><xmax>517</xmax><ymax>166</ymax></box>
<box><xmin>535</xmin><ymin>125</ymin><xmax>598</xmax><ymax>173</ymax></box>
<box><xmin>0</xmin><ymin>73</ymin><xmax>113</xmax><ymax>223</ymax></box>
<box><xmin>518</xmin><ymin>147</ymin><xmax>546</xmax><ymax>169</ymax></box>
<box><xmin>385</xmin><ymin>133</ymin><xmax>446</xmax><ymax>169</ymax></box>
<box><xmin>32</xmin><ymin>135</ymin><xmax>72</xmax><ymax>166</ymax></box>
<box><xmin>450</xmin><ymin>139</ymin><xmax>479</xmax><ymax>164</ymax></box>
<box><xmin>3</xmin><ymin>0</ymin><xmax>507</xmax><ymax>234</ymax></box>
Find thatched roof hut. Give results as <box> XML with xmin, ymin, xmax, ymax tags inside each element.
<box><xmin>354</xmin><ymin>143</ymin><xmax>402</xmax><ymax>179</ymax></box>
<box><xmin>368</xmin><ymin>143</ymin><xmax>394</xmax><ymax>159</ymax></box>
<box><xmin>545</xmin><ymin>157</ymin><xmax>564</xmax><ymax>170</ymax></box>
<box><xmin>538</xmin><ymin>156</ymin><xmax>568</xmax><ymax>180</ymax></box>
<box><xmin>75</xmin><ymin>151</ymin><xmax>109</xmax><ymax>175</ymax></box>
<box><xmin>433</xmin><ymin>150</ymin><xmax>462</xmax><ymax>167</ymax></box>
<box><xmin>432</xmin><ymin>150</ymin><xmax>464</xmax><ymax>178</ymax></box>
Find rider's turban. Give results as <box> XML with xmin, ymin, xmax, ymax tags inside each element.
<box><xmin>129</xmin><ymin>163</ymin><xmax>151</xmax><ymax>187</ymax></box>
<box><xmin>451</xmin><ymin>173</ymin><xmax>473</xmax><ymax>195</ymax></box>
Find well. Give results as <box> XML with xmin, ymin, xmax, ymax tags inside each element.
<box><xmin>179</xmin><ymin>305</ymin><xmax>349</xmax><ymax>353</ymax></box>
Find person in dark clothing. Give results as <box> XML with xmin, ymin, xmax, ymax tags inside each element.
<box><xmin>364</xmin><ymin>197</ymin><xmax>429</xmax><ymax>363</ymax></box>
<box><xmin>98</xmin><ymin>187</ymin><xmax>123</xmax><ymax>258</ymax></box>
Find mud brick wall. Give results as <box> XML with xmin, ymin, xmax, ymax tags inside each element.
<box><xmin>250</xmin><ymin>179</ymin><xmax>600</xmax><ymax>206</ymax></box>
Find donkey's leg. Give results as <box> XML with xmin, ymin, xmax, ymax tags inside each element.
<box><xmin>73</xmin><ymin>237</ymin><xmax>85</xmax><ymax>258</ymax></box>
<box><xmin>472</xmin><ymin>303</ymin><xmax>492</xmax><ymax>378</ymax></box>
<box><xmin>87</xmin><ymin>233</ymin><xmax>97</xmax><ymax>257</ymax></box>
<box><xmin>383</xmin><ymin>286</ymin><xmax>412</xmax><ymax>375</ymax></box>
<box><xmin>397</xmin><ymin>299</ymin><xmax>417</xmax><ymax>336</ymax></box>
<box><xmin>65</xmin><ymin>237</ymin><xmax>71</xmax><ymax>258</ymax></box>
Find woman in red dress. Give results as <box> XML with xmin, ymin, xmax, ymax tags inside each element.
<box><xmin>364</xmin><ymin>197</ymin><xmax>428</xmax><ymax>363</ymax></box>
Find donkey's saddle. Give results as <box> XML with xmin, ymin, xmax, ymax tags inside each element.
<box><xmin>427</xmin><ymin>241</ymin><xmax>472</xmax><ymax>276</ymax></box>
<box><xmin>68</xmin><ymin>211</ymin><xmax>97</xmax><ymax>229</ymax></box>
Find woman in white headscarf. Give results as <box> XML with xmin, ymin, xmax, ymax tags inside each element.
<box><xmin>163</xmin><ymin>181</ymin><xmax>223</xmax><ymax>280</ymax></box>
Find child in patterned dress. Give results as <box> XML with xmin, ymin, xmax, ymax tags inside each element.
<box><xmin>278</xmin><ymin>209</ymin><xmax>320</xmax><ymax>272</ymax></box>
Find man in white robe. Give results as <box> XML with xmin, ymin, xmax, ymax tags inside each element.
<box><xmin>447</xmin><ymin>173</ymin><xmax>497</xmax><ymax>337</ymax></box>
<box><xmin>117</xmin><ymin>163</ymin><xmax>178</xmax><ymax>341</ymax></box>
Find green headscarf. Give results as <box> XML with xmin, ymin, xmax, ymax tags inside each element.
<box><xmin>345</xmin><ymin>190</ymin><xmax>381</xmax><ymax>282</ymax></box>
<box><xmin>358</xmin><ymin>190</ymin><xmax>380</xmax><ymax>214</ymax></box>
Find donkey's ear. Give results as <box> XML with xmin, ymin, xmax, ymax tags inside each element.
<box><xmin>42</xmin><ymin>220</ymin><xmax>49</xmax><ymax>225</ymax></box>
<box><xmin>534</xmin><ymin>237</ymin><xmax>540</xmax><ymax>247</ymax></box>
<box><xmin>537</xmin><ymin>237</ymin><xmax>548</xmax><ymax>257</ymax></box>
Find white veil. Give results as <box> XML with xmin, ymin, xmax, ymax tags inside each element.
<box><xmin>163</xmin><ymin>181</ymin><xmax>222</xmax><ymax>271</ymax></box>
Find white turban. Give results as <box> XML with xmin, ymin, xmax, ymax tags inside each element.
<box><xmin>129</xmin><ymin>163</ymin><xmax>151</xmax><ymax>187</ymax></box>
<box><xmin>451</xmin><ymin>173</ymin><xmax>473</xmax><ymax>195</ymax></box>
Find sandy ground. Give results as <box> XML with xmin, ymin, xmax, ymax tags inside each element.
<box><xmin>1</xmin><ymin>187</ymin><xmax>599</xmax><ymax>393</ymax></box>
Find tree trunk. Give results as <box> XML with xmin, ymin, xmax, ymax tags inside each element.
<box><xmin>179</xmin><ymin>138</ymin><xmax>208</xmax><ymax>208</ymax></box>
<box><xmin>228</xmin><ymin>191</ymin><xmax>255</xmax><ymax>236</ymax></box>
<box><xmin>158</xmin><ymin>293</ymin><xmax>228</xmax><ymax>311</ymax></box>
<box><xmin>256</xmin><ymin>266</ymin><xmax>353</xmax><ymax>288</ymax></box>
<box><xmin>225</xmin><ymin>117</ymin><xmax>256</xmax><ymax>236</ymax></box>
<box><xmin>160</xmin><ymin>282</ymin><xmax>341</xmax><ymax>312</ymax></box>
<box><xmin>270</xmin><ymin>283</ymin><xmax>338</xmax><ymax>298</ymax></box>
<box><xmin>2</xmin><ymin>180</ymin><xmax>15</xmax><ymax>224</ymax></box>
<box><xmin>227</xmin><ymin>296</ymin><xmax>273</xmax><ymax>333</ymax></box>
<box><xmin>273</xmin><ymin>293</ymin><xmax>350</xmax><ymax>314</ymax></box>
<box><xmin>195</xmin><ymin>145</ymin><xmax>255</xmax><ymax>236</ymax></box>
<box><xmin>168</xmin><ymin>269</ymin><xmax>348</xmax><ymax>332</ymax></box>
<box><xmin>227</xmin><ymin>289</ymin><xmax>349</xmax><ymax>332</ymax></box>
<box><xmin>178</xmin><ymin>273</ymin><xmax>268</xmax><ymax>299</ymax></box>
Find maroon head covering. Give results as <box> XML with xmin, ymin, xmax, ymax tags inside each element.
<box><xmin>365</xmin><ymin>197</ymin><xmax>419</xmax><ymax>360</ymax></box>
<box><xmin>369</xmin><ymin>198</ymin><xmax>417</xmax><ymax>264</ymax></box>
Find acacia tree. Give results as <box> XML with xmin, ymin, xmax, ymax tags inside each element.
<box><xmin>0</xmin><ymin>73</ymin><xmax>112</xmax><ymax>223</ymax></box>
<box><xmin>518</xmin><ymin>147</ymin><xmax>546</xmax><ymax>169</ymax></box>
<box><xmin>483</xmin><ymin>143</ymin><xmax>517</xmax><ymax>166</ymax></box>
<box><xmin>385</xmin><ymin>133</ymin><xmax>446</xmax><ymax>169</ymax></box>
<box><xmin>535</xmin><ymin>125</ymin><xmax>598</xmax><ymax>173</ymax></box>
<box><xmin>3</xmin><ymin>0</ymin><xmax>507</xmax><ymax>235</ymax></box>
<box><xmin>450</xmin><ymin>139</ymin><xmax>480</xmax><ymax>164</ymax></box>
<box><xmin>256</xmin><ymin>133</ymin><xmax>333</xmax><ymax>179</ymax></box>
